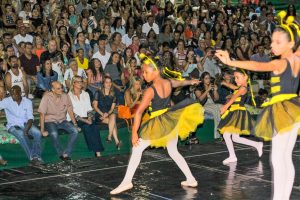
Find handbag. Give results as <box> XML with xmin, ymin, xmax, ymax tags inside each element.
<box><xmin>117</xmin><ymin>105</ymin><xmax>133</xmax><ymax>131</ymax></box>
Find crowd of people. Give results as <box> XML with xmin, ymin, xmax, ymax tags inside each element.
<box><xmin>0</xmin><ymin>0</ymin><xmax>298</xmax><ymax>171</ymax></box>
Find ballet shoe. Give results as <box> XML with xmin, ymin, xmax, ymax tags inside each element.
<box><xmin>257</xmin><ymin>142</ymin><xmax>263</xmax><ymax>158</ymax></box>
<box><xmin>222</xmin><ymin>157</ymin><xmax>237</xmax><ymax>165</ymax></box>
<box><xmin>110</xmin><ymin>183</ymin><xmax>133</xmax><ymax>195</ymax></box>
<box><xmin>181</xmin><ymin>180</ymin><xmax>198</xmax><ymax>187</ymax></box>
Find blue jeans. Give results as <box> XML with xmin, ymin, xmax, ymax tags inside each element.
<box><xmin>8</xmin><ymin>124</ymin><xmax>42</xmax><ymax>160</ymax></box>
<box><xmin>44</xmin><ymin>120</ymin><xmax>78</xmax><ymax>157</ymax></box>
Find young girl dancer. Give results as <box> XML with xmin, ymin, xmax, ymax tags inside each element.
<box><xmin>110</xmin><ymin>54</ymin><xmax>204</xmax><ymax>195</ymax></box>
<box><xmin>218</xmin><ymin>69</ymin><xmax>263</xmax><ymax>165</ymax></box>
<box><xmin>216</xmin><ymin>11</ymin><xmax>300</xmax><ymax>200</ymax></box>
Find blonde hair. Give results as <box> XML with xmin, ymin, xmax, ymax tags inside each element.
<box><xmin>128</xmin><ymin>76</ymin><xmax>142</xmax><ymax>100</ymax></box>
<box><xmin>70</xmin><ymin>75</ymin><xmax>83</xmax><ymax>93</ymax></box>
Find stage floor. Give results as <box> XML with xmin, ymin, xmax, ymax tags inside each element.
<box><xmin>0</xmin><ymin>140</ymin><xmax>299</xmax><ymax>200</ymax></box>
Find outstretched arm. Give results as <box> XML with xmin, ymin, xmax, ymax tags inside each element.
<box><xmin>131</xmin><ymin>87</ymin><xmax>153</xmax><ymax>146</ymax></box>
<box><xmin>170</xmin><ymin>79</ymin><xmax>200</xmax><ymax>88</ymax></box>
<box><xmin>215</xmin><ymin>50</ymin><xmax>283</xmax><ymax>73</ymax></box>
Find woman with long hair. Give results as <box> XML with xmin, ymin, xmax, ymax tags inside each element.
<box><xmin>87</xmin><ymin>58</ymin><xmax>104</xmax><ymax>98</ymax></box>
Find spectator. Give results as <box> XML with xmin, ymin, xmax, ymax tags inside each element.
<box><xmin>124</xmin><ymin>76</ymin><xmax>142</xmax><ymax>116</ymax></box>
<box><xmin>36</xmin><ymin>59</ymin><xmax>58</xmax><ymax>98</ymax></box>
<box><xmin>93</xmin><ymin>76</ymin><xmax>121</xmax><ymax>149</ymax></box>
<box><xmin>73</xmin><ymin>32</ymin><xmax>92</xmax><ymax>59</ymax></box>
<box><xmin>64</xmin><ymin>58</ymin><xmax>87</xmax><ymax>90</ymax></box>
<box><xmin>173</xmin><ymin>39</ymin><xmax>187</xmax><ymax>69</ymax></box>
<box><xmin>92</xmin><ymin>34</ymin><xmax>111</xmax><ymax>69</ymax></box>
<box><xmin>68</xmin><ymin>75</ymin><xmax>104</xmax><ymax>157</ymax></box>
<box><xmin>38</xmin><ymin>81</ymin><xmax>79</xmax><ymax>161</ymax></box>
<box><xmin>111</xmin><ymin>17</ymin><xmax>125</xmax><ymax>36</ymax></box>
<box><xmin>235</xmin><ymin>35</ymin><xmax>252</xmax><ymax>61</ymax></box>
<box><xmin>4</xmin><ymin>55</ymin><xmax>29</xmax><ymax>97</ymax></box>
<box><xmin>32</xmin><ymin>35</ymin><xmax>46</xmax><ymax>60</ymax></box>
<box><xmin>0</xmin><ymin>85</ymin><xmax>43</xmax><ymax>165</ymax></box>
<box><xmin>2</xmin><ymin>4</ymin><xmax>17</xmax><ymax>34</ymax></box>
<box><xmin>105</xmin><ymin>52</ymin><xmax>125</xmax><ymax>105</ymax></box>
<box><xmin>122</xmin><ymin>57</ymin><xmax>142</xmax><ymax>88</ymax></box>
<box><xmin>19</xmin><ymin>42</ymin><xmax>40</xmax><ymax>99</ymax></box>
<box><xmin>195</xmin><ymin>72</ymin><xmax>221</xmax><ymax>139</ymax></box>
<box><xmin>142</xmin><ymin>15</ymin><xmax>159</xmax><ymax>36</ymax></box>
<box><xmin>202</xmin><ymin>47</ymin><xmax>221</xmax><ymax>78</ymax></box>
<box><xmin>13</xmin><ymin>24</ymin><xmax>33</xmax><ymax>45</ymax></box>
<box><xmin>39</xmin><ymin>40</ymin><xmax>63</xmax><ymax>65</ymax></box>
<box><xmin>86</xmin><ymin>58</ymin><xmax>104</xmax><ymax>99</ymax></box>
<box><xmin>122</xmin><ymin>26</ymin><xmax>135</xmax><ymax>47</ymax></box>
<box><xmin>75</xmin><ymin>48</ymin><xmax>89</xmax><ymax>70</ymax></box>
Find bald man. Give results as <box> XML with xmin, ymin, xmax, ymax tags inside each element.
<box><xmin>38</xmin><ymin>81</ymin><xmax>79</xmax><ymax>161</ymax></box>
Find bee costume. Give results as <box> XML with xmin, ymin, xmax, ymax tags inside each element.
<box><xmin>110</xmin><ymin>54</ymin><xmax>204</xmax><ymax>195</ymax></box>
<box><xmin>139</xmin><ymin>55</ymin><xmax>204</xmax><ymax>147</ymax></box>
<box><xmin>218</xmin><ymin>86</ymin><xmax>254</xmax><ymax>135</ymax></box>
<box><xmin>255</xmin><ymin>59</ymin><xmax>300</xmax><ymax>141</ymax></box>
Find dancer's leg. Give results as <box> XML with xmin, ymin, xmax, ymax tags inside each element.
<box><xmin>231</xmin><ymin>134</ymin><xmax>263</xmax><ymax>157</ymax></box>
<box><xmin>282</xmin><ymin>123</ymin><xmax>300</xmax><ymax>200</ymax></box>
<box><xmin>110</xmin><ymin>139</ymin><xmax>150</xmax><ymax>194</ymax></box>
<box><xmin>223</xmin><ymin>132</ymin><xmax>237</xmax><ymax>164</ymax></box>
<box><xmin>166</xmin><ymin>136</ymin><xmax>196</xmax><ymax>186</ymax></box>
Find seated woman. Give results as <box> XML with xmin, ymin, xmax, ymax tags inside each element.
<box><xmin>86</xmin><ymin>58</ymin><xmax>103</xmax><ymax>99</ymax></box>
<box><xmin>93</xmin><ymin>76</ymin><xmax>121</xmax><ymax>149</ymax></box>
<box><xmin>122</xmin><ymin>57</ymin><xmax>142</xmax><ymax>88</ymax></box>
<box><xmin>36</xmin><ymin>58</ymin><xmax>58</xmax><ymax>98</ymax></box>
<box><xmin>195</xmin><ymin>72</ymin><xmax>221</xmax><ymax>139</ymax></box>
<box><xmin>124</xmin><ymin>76</ymin><xmax>142</xmax><ymax>116</ymax></box>
<box><xmin>68</xmin><ymin>75</ymin><xmax>104</xmax><ymax>157</ymax></box>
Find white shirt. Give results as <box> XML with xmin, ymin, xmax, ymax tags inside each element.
<box><xmin>92</xmin><ymin>51</ymin><xmax>111</xmax><ymax>69</ymax></box>
<box><xmin>8</xmin><ymin>69</ymin><xmax>25</xmax><ymax>95</ymax></box>
<box><xmin>67</xmin><ymin>91</ymin><xmax>92</xmax><ymax>121</ymax></box>
<box><xmin>142</xmin><ymin>22</ymin><xmax>159</xmax><ymax>35</ymax></box>
<box><xmin>122</xmin><ymin>34</ymin><xmax>133</xmax><ymax>47</ymax></box>
<box><xmin>64</xmin><ymin>68</ymin><xmax>87</xmax><ymax>82</ymax></box>
<box><xmin>13</xmin><ymin>34</ymin><xmax>33</xmax><ymax>45</ymax></box>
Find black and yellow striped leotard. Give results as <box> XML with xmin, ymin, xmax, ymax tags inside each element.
<box><xmin>218</xmin><ymin>86</ymin><xmax>254</xmax><ymax>135</ymax></box>
<box><xmin>255</xmin><ymin>59</ymin><xmax>300</xmax><ymax>141</ymax></box>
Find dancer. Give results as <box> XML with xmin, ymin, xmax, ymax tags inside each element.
<box><xmin>218</xmin><ymin>69</ymin><xmax>263</xmax><ymax>165</ymax></box>
<box><xmin>215</xmin><ymin>11</ymin><xmax>300</xmax><ymax>200</ymax></box>
<box><xmin>110</xmin><ymin>54</ymin><xmax>204</xmax><ymax>195</ymax></box>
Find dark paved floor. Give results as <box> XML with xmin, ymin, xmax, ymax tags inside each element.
<box><xmin>0</xmin><ymin>140</ymin><xmax>299</xmax><ymax>200</ymax></box>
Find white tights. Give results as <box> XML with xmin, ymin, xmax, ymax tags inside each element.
<box><xmin>223</xmin><ymin>132</ymin><xmax>262</xmax><ymax>161</ymax></box>
<box><xmin>271</xmin><ymin>123</ymin><xmax>300</xmax><ymax>200</ymax></box>
<box><xmin>119</xmin><ymin>136</ymin><xmax>196</xmax><ymax>187</ymax></box>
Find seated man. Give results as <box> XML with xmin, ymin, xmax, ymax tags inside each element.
<box><xmin>38</xmin><ymin>81</ymin><xmax>79</xmax><ymax>161</ymax></box>
<box><xmin>0</xmin><ymin>85</ymin><xmax>42</xmax><ymax>165</ymax></box>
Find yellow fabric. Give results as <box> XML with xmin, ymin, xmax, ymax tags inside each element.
<box><xmin>271</xmin><ymin>77</ymin><xmax>280</xmax><ymax>83</ymax></box>
<box><xmin>235</xmin><ymin>97</ymin><xmax>241</xmax><ymax>102</ymax></box>
<box><xmin>150</xmin><ymin>108</ymin><xmax>168</xmax><ymax>119</ymax></box>
<box><xmin>256</xmin><ymin>98</ymin><xmax>300</xmax><ymax>141</ymax></box>
<box><xmin>76</xmin><ymin>57</ymin><xmax>89</xmax><ymax>70</ymax></box>
<box><xmin>271</xmin><ymin>86</ymin><xmax>281</xmax><ymax>94</ymax></box>
<box><xmin>219</xmin><ymin>126</ymin><xmax>251</xmax><ymax>135</ymax></box>
<box><xmin>140</xmin><ymin>103</ymin><xmax>204</xmax><ymax>148</ymax></box>
<box><xmin>221</xmin><ymin>104</ymin><xmax>246</xmax><ymax>119</ymax></box>
<box><xmin>261</xmin><ymin>94</ymin><xmax>297</xmax><ymax>107</ymax></box>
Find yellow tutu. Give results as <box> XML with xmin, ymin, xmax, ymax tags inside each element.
<box><xmin>139</xmin><ymin>100</ymin><xmax>204</xmax><ymax>148</ymax></box>
<box><xmin>255</xmin><ymin>97</ymin><xmax>300</xmax><ymax>141</ymax></box>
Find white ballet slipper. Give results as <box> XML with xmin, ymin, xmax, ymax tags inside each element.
<box><xmin>257</xmin><ymin>142</ymin><xmax>263</xmax><ymax>158</ymax></box>
<box><xmin>222</xmin><ymin>157</ymin><xmax>237</xmax><ymax>165</ymax></box>
<box><xmin>181</xmin><ymin>180</ymin><xmax>198</xmax><ymax>187</ymax></box>
<box><xmin>110</xmin><ymin>183</ymin><xmax>133</xmax><ymax>195</ymax></box>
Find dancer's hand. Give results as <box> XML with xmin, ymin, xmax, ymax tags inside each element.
<box><xmin>190</xmin><ymin>79</ymin><xmax>200</xmax><ymax>85</ymax></box>
<box><xmin>132</xmin><ymin>132</ymin><xmax>139</xmax><ymax>146</ymax></box>
<box><xmin>215</xmin><ymin>50</ymin><xmax>231</xmax><ymax>65</ymax></box>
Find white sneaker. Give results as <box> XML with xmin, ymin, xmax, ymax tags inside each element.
<box><xmin>181</xmin><ymin>180</ymin><xmax>198</xmax><ymax>187</ymax></box>
<box><xmin>222</xmin><ymin>157</ymin><xmax>237</xmax><ymax>165</ymax></box>
<box><xmin>110</xmin><ymin>183</ymin><xmax>133</xmax><ymax>195</ymax></box>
